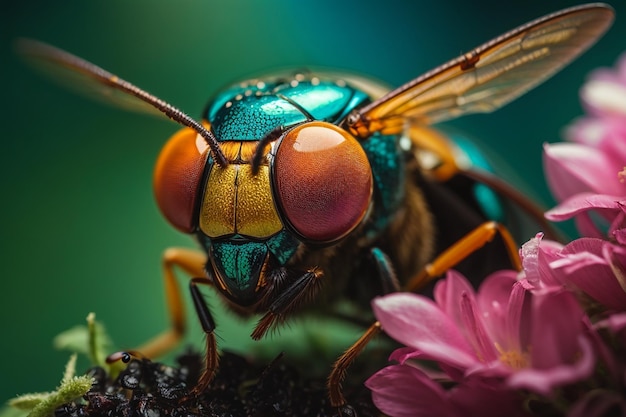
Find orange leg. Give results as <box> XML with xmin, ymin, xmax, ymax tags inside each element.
<box><xmin>134</xmin><ymin>247</ymin><xmax>207</xmax><ymax>359</ymax></box>
<box><xmin>328</xmin><ymin>221</ymin><xmax>521</xmax><ymax>408</ymax></box>
<box><xmin>404</xmin><ymin>220</ymin><xmax>520</xmax><ymax>292</ymax></box>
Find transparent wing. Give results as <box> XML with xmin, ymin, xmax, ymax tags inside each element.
<box><xmin>347</xmin><ymin>3</ymin><xmax>614</xmax><ymax>137</ymax></box>
<box><xmin>16</xmin><ymin>38</ymin><xmax>164</xmax><ymax>116</ymax></box>
<box><xmin>15</xmin><ymin>38</ymin><xmax>228</xmax><ymax>166</ymax></box>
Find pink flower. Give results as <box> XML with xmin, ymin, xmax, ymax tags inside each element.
<box><xmin>543</xmin><ymin>54</ymin><xmax>626</xmax><ymax>237</ymax></box>
<box><xmin>368</xmin><ymin>271</ymin><xmax>595</xmax><ymax>407</ymax></box>
<box><xmin>578</xmin><ymin>52</ymin><xmax>626</xmax><ymax>119</ymax></box>
<box><xmin>523</xmin><ymin>234</ymin><xmax>626</xmax><ymax>312</ymax></box>
<box><xmin>543</xmin><ymin>143</ymin><xmax>625</xmax><ymax>202</ymax></box>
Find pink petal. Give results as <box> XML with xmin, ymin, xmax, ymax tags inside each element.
<box><xmin>506</xmin><ymin>281</ymin><xmax>531</xmax><ymax>350</ymax></box>
<box><xmin>565</xmin><ymin>115</ymin><xmax>626</xmax><ymax>175</ymax></box>
<box><xmin>597</xmin><ymin>312</ymin><xmax>626</xmax><ymax>334</ymax></box>
<box><xmin>553</xmin><ymin>239</ymin><xmax>626</xmax><ymax>311</ymax></box>
<box><xmin>543</xmin><ymin>143</ymin><xmax>623</xmax><ymax>200</ymax></box>
<box><xmin>545</xmin><ymin>193</ymin><xmax>622</xmax><ymax>220</ymax></box>
<box><xmin>389</xmin><ymin>346</ymin><xmax>420</xmax><ymax>363</ymax></box>
<box><xmin>545</xmin><ymin>193</ymin><xmax>624</xmax><ymax>238</ymax></box>
<box><xmin>581</xmin><ymin>78</ymin><xmax>626</xmax><ymax>117</ymax></box>
<box><xmin>365</xmin><ymin>365</ymin><xmax>459</xmax><ymax>417</ymax></box>
<box><xmin>476</xmin><ymin>271</ymin><xmax>520</xmax><ymax>349</ymax></box>
<box><xmin>598</xmin><ymin>117</ymin><xmax>626</xmax><ymax>165</ymax></box>
<box><xmin>434</xmin><ymin>270</ymin><xmax>476</xmax><ymax>319</ymax></box>
<box><xmin>435</xmin><ymin>271</ymin><xmax>499</xmax><ymax>362</ymax></box>
<box><xmin>536</xmin><ymin>239</ymin><xmax>566</xmax><ymax>288</ymax></box>
<box><xmin>459</xmin><ymin>292</ymin><xmax>500</xmax><ymax>362</ymax></box>
<box><xmin>609</xmin><ymin>206</ymin><xmax>626</xmax><ymax>243</ymax></box>
<box><xmin>508</xmin><ymin>336</ymin><xmax>595</xmax><ymax>396</ymax></box>
<box><xmin>506</xmin><ymin>291</ymin><xmax>594</xmax><ymax>395</ymax></box>
<box><xmin>372</xmin><ymin>293</ymin><xmax>478</xmax><ymax>369</ymax></box>
<box><xmin>530</xmin><ymin>290</ymin><xmax>586</xmax><ymax>369</ymax></box>
<box><xmin>450</xmin><ymin>383</ymin><xmax>530</xmax><ymax>417</ymax></box>
<box><xmin>564</xmin><ymin>116</ymin><xmax>607</xmax><ymax>146</ymax></box>
<box><xmin>519</xmin><ymin>233</ymin><xmax>543</xmax><ymax>285</ymax></box>
<box><xmin>615</xmin><ymin>227</ymin><xmax>626</xmax><ymax>244</ymax></box>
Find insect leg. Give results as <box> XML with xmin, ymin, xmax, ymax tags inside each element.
<box><xmin>370</xmin><ymin>247</ymin><xmax>401</xmax><ymax>294</ymax></box>
<box><xmin>403</xmin><ymin>220</ymin><xmax>520</xmax><ymax>292</ymax></box>
<box><xmin>326</xmin><ymin>247</ymin><xmax>397</xmax><ymax>408</ymax></box>
<box><xmin>189</xmin><ymin>277</ymin><xmax>219</xmax><ymax>394</ymax></box>
<box><xmin>328</xmin><ymin>222</ymin><xmax>520</xmax><ymax>408</ymax></box>
<box><xmin>134</xmin><ymin>247</ymin><xmax>207</xmax><ymax>359</ymax></box>
<box><xmin>251</xmin><ymin>269</ymin><xmax>324</xmax><ymax>341</ymax></box>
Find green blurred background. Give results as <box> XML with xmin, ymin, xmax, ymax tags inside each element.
<box><xmin>2</xmin><ymin>0</ymin><xmax>625</xmax><ymax>402</ymax></box>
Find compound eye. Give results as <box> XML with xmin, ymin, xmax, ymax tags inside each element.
<box><xmin>274</xmin><ymin>122</ymin><xmax>372</xmax><ymax>243</ymax></box>
<box><xmin>154</xmin><ymin>127</ymin><xmax>209</xmax><ymax>233</ymax></box>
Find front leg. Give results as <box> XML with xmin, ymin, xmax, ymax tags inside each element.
<box><xmin>189</xmin><ymin>277</ymin><xmax>219</xmax><ymax>395</ymax></box>
<box><xmin>134</xmin><ymin>247</ymin><xmax>207</xmax><ymax>359</ymax></box>
<box><xmin>251</xmin><ymin>268</ymin><xmax>324</xmax><ymax>341</ymax></box>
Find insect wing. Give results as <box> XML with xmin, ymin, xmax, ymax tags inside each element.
<box><xmin>348</xmin><ymin>3</ymin><xmax>614</xmax><ymax>137</ymax></box>
<box><xmin>17</xmin><ymin>39</ymin><xmax>228</xmax><ymax>166</ymax></box>
<box><xmin>16</xmin><ymin>39</ymin><xmax>166</xmax><ymax>116</ymax></box>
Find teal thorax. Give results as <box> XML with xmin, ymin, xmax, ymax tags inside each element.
<box><xmin>197</xmin><ymin>74</ymin><xmax>406</xmax><ymax>305</ymax></box>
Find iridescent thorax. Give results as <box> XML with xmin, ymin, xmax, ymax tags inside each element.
<box><xmin>192</xmin><ymin>73</ymin><xmax>405</xmax><ymax>305</ymax></box>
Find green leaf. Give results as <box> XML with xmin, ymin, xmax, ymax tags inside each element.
<box><xmin>27</xmin><ymin>375</ymin><xmax>93</xmax><ymax>417</ymax></box>
<box><xmin>52</xmin><ymin>325</ymin><xmax>90</xmax><ymax>356</ymax></box>
<box><xmin>53</xmin><ymin>313</ymin><xmax>112</xmax><ymax>367</ymax></box>
<box><xmin>86</xmin><ymin>312</ymin><xmax>111</xmax><ymax>367</ymax></box>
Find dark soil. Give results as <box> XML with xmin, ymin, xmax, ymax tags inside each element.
<box><xmin>54</xmin><ymin>350</ymin><xmax>380</xmax><ymax>417</ymax></box>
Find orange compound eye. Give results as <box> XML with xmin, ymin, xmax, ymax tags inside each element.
<box><xmin>273</xmin><ymin>122</ymin><xmax>373</xmax><ymax>243</ymax></box>
<box><xmin>154</xmin><ymin>127</ymin><xmax>210</xmax><ymax>233</ymax></box>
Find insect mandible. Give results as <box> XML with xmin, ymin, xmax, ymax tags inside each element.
<box><xmin>17</xmin><ymin>2</ymin><xmax>614</xmax><ymax>411</ymax></box>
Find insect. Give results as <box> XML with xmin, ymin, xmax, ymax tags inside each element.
<box><xmin>18</xmin><ymin>2</ymin><xmax>614</xmax><ymax>412</ymax></box>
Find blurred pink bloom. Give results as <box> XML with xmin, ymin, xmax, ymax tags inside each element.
<box><xmin>578</xmin><ymin>53</ymin><xmax>626</xmax><ymax>119</ymax></box>
<box><xmin>369</xmin><ymin>271</ymin><xmax>596</xmax><ymax>405</ymax></box>
<box><xmin>543</xmin><ymin>54</ymin><xmax>626</xmax><ymax>237</ymax></box>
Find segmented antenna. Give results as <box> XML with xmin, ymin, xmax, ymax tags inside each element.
<box><xmin>251</xmin><ymin>125</ymin><xmax>285</xmax><ymax>173</ymax></box>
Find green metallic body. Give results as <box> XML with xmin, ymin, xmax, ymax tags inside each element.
<box><xmin>197</xmin><ymin>73</ymin><xmax>405</xmax><ymax>305</ymax></box>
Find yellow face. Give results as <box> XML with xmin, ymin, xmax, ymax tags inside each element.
<box><xmin>198</xmin><ymin>141</ymin><xmax>283</xmax><ymax>240</ymax></box>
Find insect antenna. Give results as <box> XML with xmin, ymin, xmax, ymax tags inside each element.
<box><xmin>16</xmin><ymin>39</ymin><xmax>228</xmax><ymax>167</ymax></box>
<box><xmin>251</xmin><ymin>126</ymin><xmax>285</xmax><ymax>174</ymax></box>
